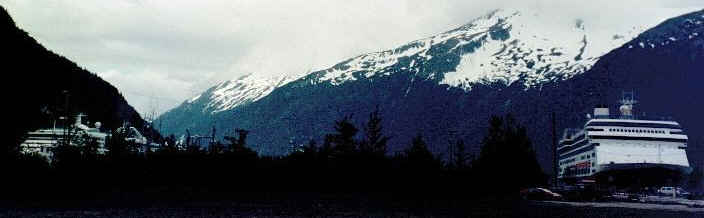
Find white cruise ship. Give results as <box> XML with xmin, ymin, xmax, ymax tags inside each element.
<box><xmin>557</xmin><ymin>93</ymin><xmax>691</xmax><ymax>186</ymax></box>
<box><xmin>20</xmin><ymin>114</ymin><xmax>108</xmax><ymax>160</ymax></box>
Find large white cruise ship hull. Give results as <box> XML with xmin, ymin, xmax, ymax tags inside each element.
<box><xmin>557</xmin><ymin>95</ymin><xmax>691</xmax><ymax>188</ymax></box>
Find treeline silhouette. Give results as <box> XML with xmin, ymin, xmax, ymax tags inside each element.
<box><xmin>1</xmin><ymin>109</ymin><xmax>546</xmax><ymax>205</ymax></box>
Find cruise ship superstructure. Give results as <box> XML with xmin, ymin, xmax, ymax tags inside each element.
<box><xmin>20</xmin><ymin>113</ymin><xmax>153</xmax><ymax>161</ymax></box>
<box><xmin>20</xmin><ymin>114</ymin><xmax>109</xmax><ymax>160</ymax></box>
<box><xmin>557</xmin><ymin>94</ymin><xmax>691</xmax><ymax>186</ymax></box>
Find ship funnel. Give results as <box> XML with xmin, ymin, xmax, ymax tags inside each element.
<box><xmin>594</xmin><ymin>107</ymin><xmax>609</xmax><ymax>119</ymax></box>
<box><xmin>75</xmin><ymin>113</ymin><xmax>84</xmax><ymax>125</ymax></box>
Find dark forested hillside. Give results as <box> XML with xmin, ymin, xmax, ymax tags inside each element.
<box><xmin>2</xmin><ymin>6</ymin><xmax>159</xmax><ymax>151</ymax></box>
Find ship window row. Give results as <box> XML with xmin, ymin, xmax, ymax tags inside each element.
<box><xmin>562</xmin><ymin>167</ymin><xmax>592</xmax><ymax>177</ymax></box>
<box><xmin>580</xmin><ymin>152</ymin><xmax>596</xmax><ymax>160</ymax></box>
<box><xmin>559</xmin><ymin>158</ymin><xmax>577</xmax><ymax>166</ymax></box>
<box><xmin>608</xmin><ymin>128</ymin><xmax>666</xmax><ymax>134</ymax></box>
<box><xmin>560</xmin><ymin>152</ymin><xmax>596</xmax><ymax>166</ymax></box>
<box><xmin>587</xmin><ymin>122</ymin><xmax>680</xmax><ymax>129</ymax></box>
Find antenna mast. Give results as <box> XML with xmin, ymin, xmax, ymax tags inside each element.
<box><xmin>619</xmin><ymin>91</ymin><xmax>637</xmax><ymax>119</ymax></box>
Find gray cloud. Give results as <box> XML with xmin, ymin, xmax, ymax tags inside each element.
<box><xmin>1</xmin><ymin>0</ymin><xmax>701</xmax><ymax>115</ymax></box>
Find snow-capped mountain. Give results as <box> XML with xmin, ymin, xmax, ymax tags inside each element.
<box><xmin>176</xmin><ymin>8</ymin><xmax>655</xmax><ymax>116</ymax></box>
<box><xmin>307</xmin><ymin>9</ymin><xmax>646</xmax><ymax>89</ymax></box>
<box><xmin>156</xmin><ymin>9</ymin><xmax>704</xmax><ymax>171</ymax></box>
<box><xmin>187</xmin><ymin>73</ymin><xmax>304</xmax><ymax>114</ymax></box>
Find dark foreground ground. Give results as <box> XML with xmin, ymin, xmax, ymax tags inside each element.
<box><xmin>2</xmin><ymin>198</ymin><xmax>702</xmax><ymax>217</ymax></box>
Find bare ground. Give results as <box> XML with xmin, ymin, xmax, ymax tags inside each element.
<box><xmin>1</xmin><ymin>199</ymin><xmax>702</xmax><ymax>217</ymax></box>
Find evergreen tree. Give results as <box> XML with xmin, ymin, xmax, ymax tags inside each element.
<box><xmin>303</xmin><ymin>139</ymin><xmax>318</xmax><ymax>154</ymax></box>
<box><xmin>320</xmin><ymin>134</ymin><xmax>334</xmax><ymax>159</ymax></box>
<box><xmin>330</xmin><ymin>116</ymin><xmax>359</xmax><ymax>156</ymax></box>
<box><xmin>224</xmin><ymin>128</ymin><xmax>257</xmax><ymax>159</ymax></box>
<box><xmin>161</xmin><ymin>134</ymin><xmax>179</xmax><ymax>153</ymax></box>
<box><xmin>51</xmin><ymin>142</ymin><xmax>81</xmax><ymax>169</ymax></box>
<box><xmin>475</xmin><ymin>114</ymin><xmax>545</xmax><ymax>192</ymax></box>
<box><xmin>360</xmin><ymin>107</ymin><xmax>390</xmax><ymax>156</ymax></box>
<box><xmin>186</xmin><ymin>141</ymin><xmax>202</xmax><ymax>154</ymax></box>
<box><xmin>1</xmin><ymin>135</ymin><xmax>21</xmax><ymax>163</ymax></box>
<box><xmin>450</xmin><ymin>138</ymin><xmax>470</xmax><ymax>170</ymax></box>
<box><xmin>79</xmin><ymin>133</ymin><xmax>101</xmax><ymax>162</ymax></box>
<box><xmin>404</xmin><ymin>133</ymin><xmax>440</xmax><ymax>170</ymax></box>
<box><xmin>235</xmin><ymin>129</ymin><xmax>248</xmax><ymax>150</ymax></box>
<box><xmin>107</xmin><ymin>128</ymin><xmax>130</xmax><ymax>160</ymax></box>
<box><xmin>52</xmin><ymin>126</ymin><xmax>82</xmax><ymax>167</ymax></box>
<box><xmin>209</xmin><ymin>141</ymin><xmax>225</xmax><ymax>155</ymax></box>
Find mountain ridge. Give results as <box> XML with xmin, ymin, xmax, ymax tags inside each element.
<box><xmin>155</xmin><ymin>9</ymin><xmax>704</xmax><ymax>172</ymax></box>
<box><xmin>162</xmin><ymin>8</ymin><xmax>653</xmax><ymax>120</ymax></box>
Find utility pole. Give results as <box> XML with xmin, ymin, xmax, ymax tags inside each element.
<box><xmin>552</xmin><ymin>111</ymin><xmax>558</xmax><ymax>188</ymax></box>
<box><xmin>62</xmin><ymin>90</ymin><xmax>71</xmax><ymax>146</ymax></box>
<box><xmin>212</xmin><ymin>125</ymin><xmax>216</xmax><ymax>145</ymax></box>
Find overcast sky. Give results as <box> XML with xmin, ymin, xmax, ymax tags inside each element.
<box><xmin>1</xmin><ymin>0</ymin><xmax>702</xmax><ymax>116</ymax></box>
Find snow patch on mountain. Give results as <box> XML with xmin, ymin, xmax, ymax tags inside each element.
<box><xmin>187</xmin><ymin>73</ymin><xmax>304</xmax><ymax>114</ymax></box>
<box><xmin>309</xmin><ymin>8</ymin><xmax>679</xmax><ymax>90</ymax></box>
<box><xmin>318</xmin><ymin>39</ymin><xmax>432</xmax><ymax>85</ymax></box>
<box><xmin>440</xmin><ymin>9</ymin><xmax>641</xmax><ymax>89</ymax></box>
<box><xmin>628</xmin><ymin>14</ymin><xmax>704</xmax><ymax>49</ymax></box>
<box><xmin>187</xmin><ymin>93</ymin><xmax>201</xmax><ymax>103</ymax></box>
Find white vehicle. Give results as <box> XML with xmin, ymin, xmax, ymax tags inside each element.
<box><xmin>657</xmin><ymin>187</ymin><xmax>690</xmax><ymax>197</ymax></box>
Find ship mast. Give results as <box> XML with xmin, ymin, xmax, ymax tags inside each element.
<box><xmin>619</xmin><ymin>91</ymin><xmax>637</xmax><ymax>119</ymax></box>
